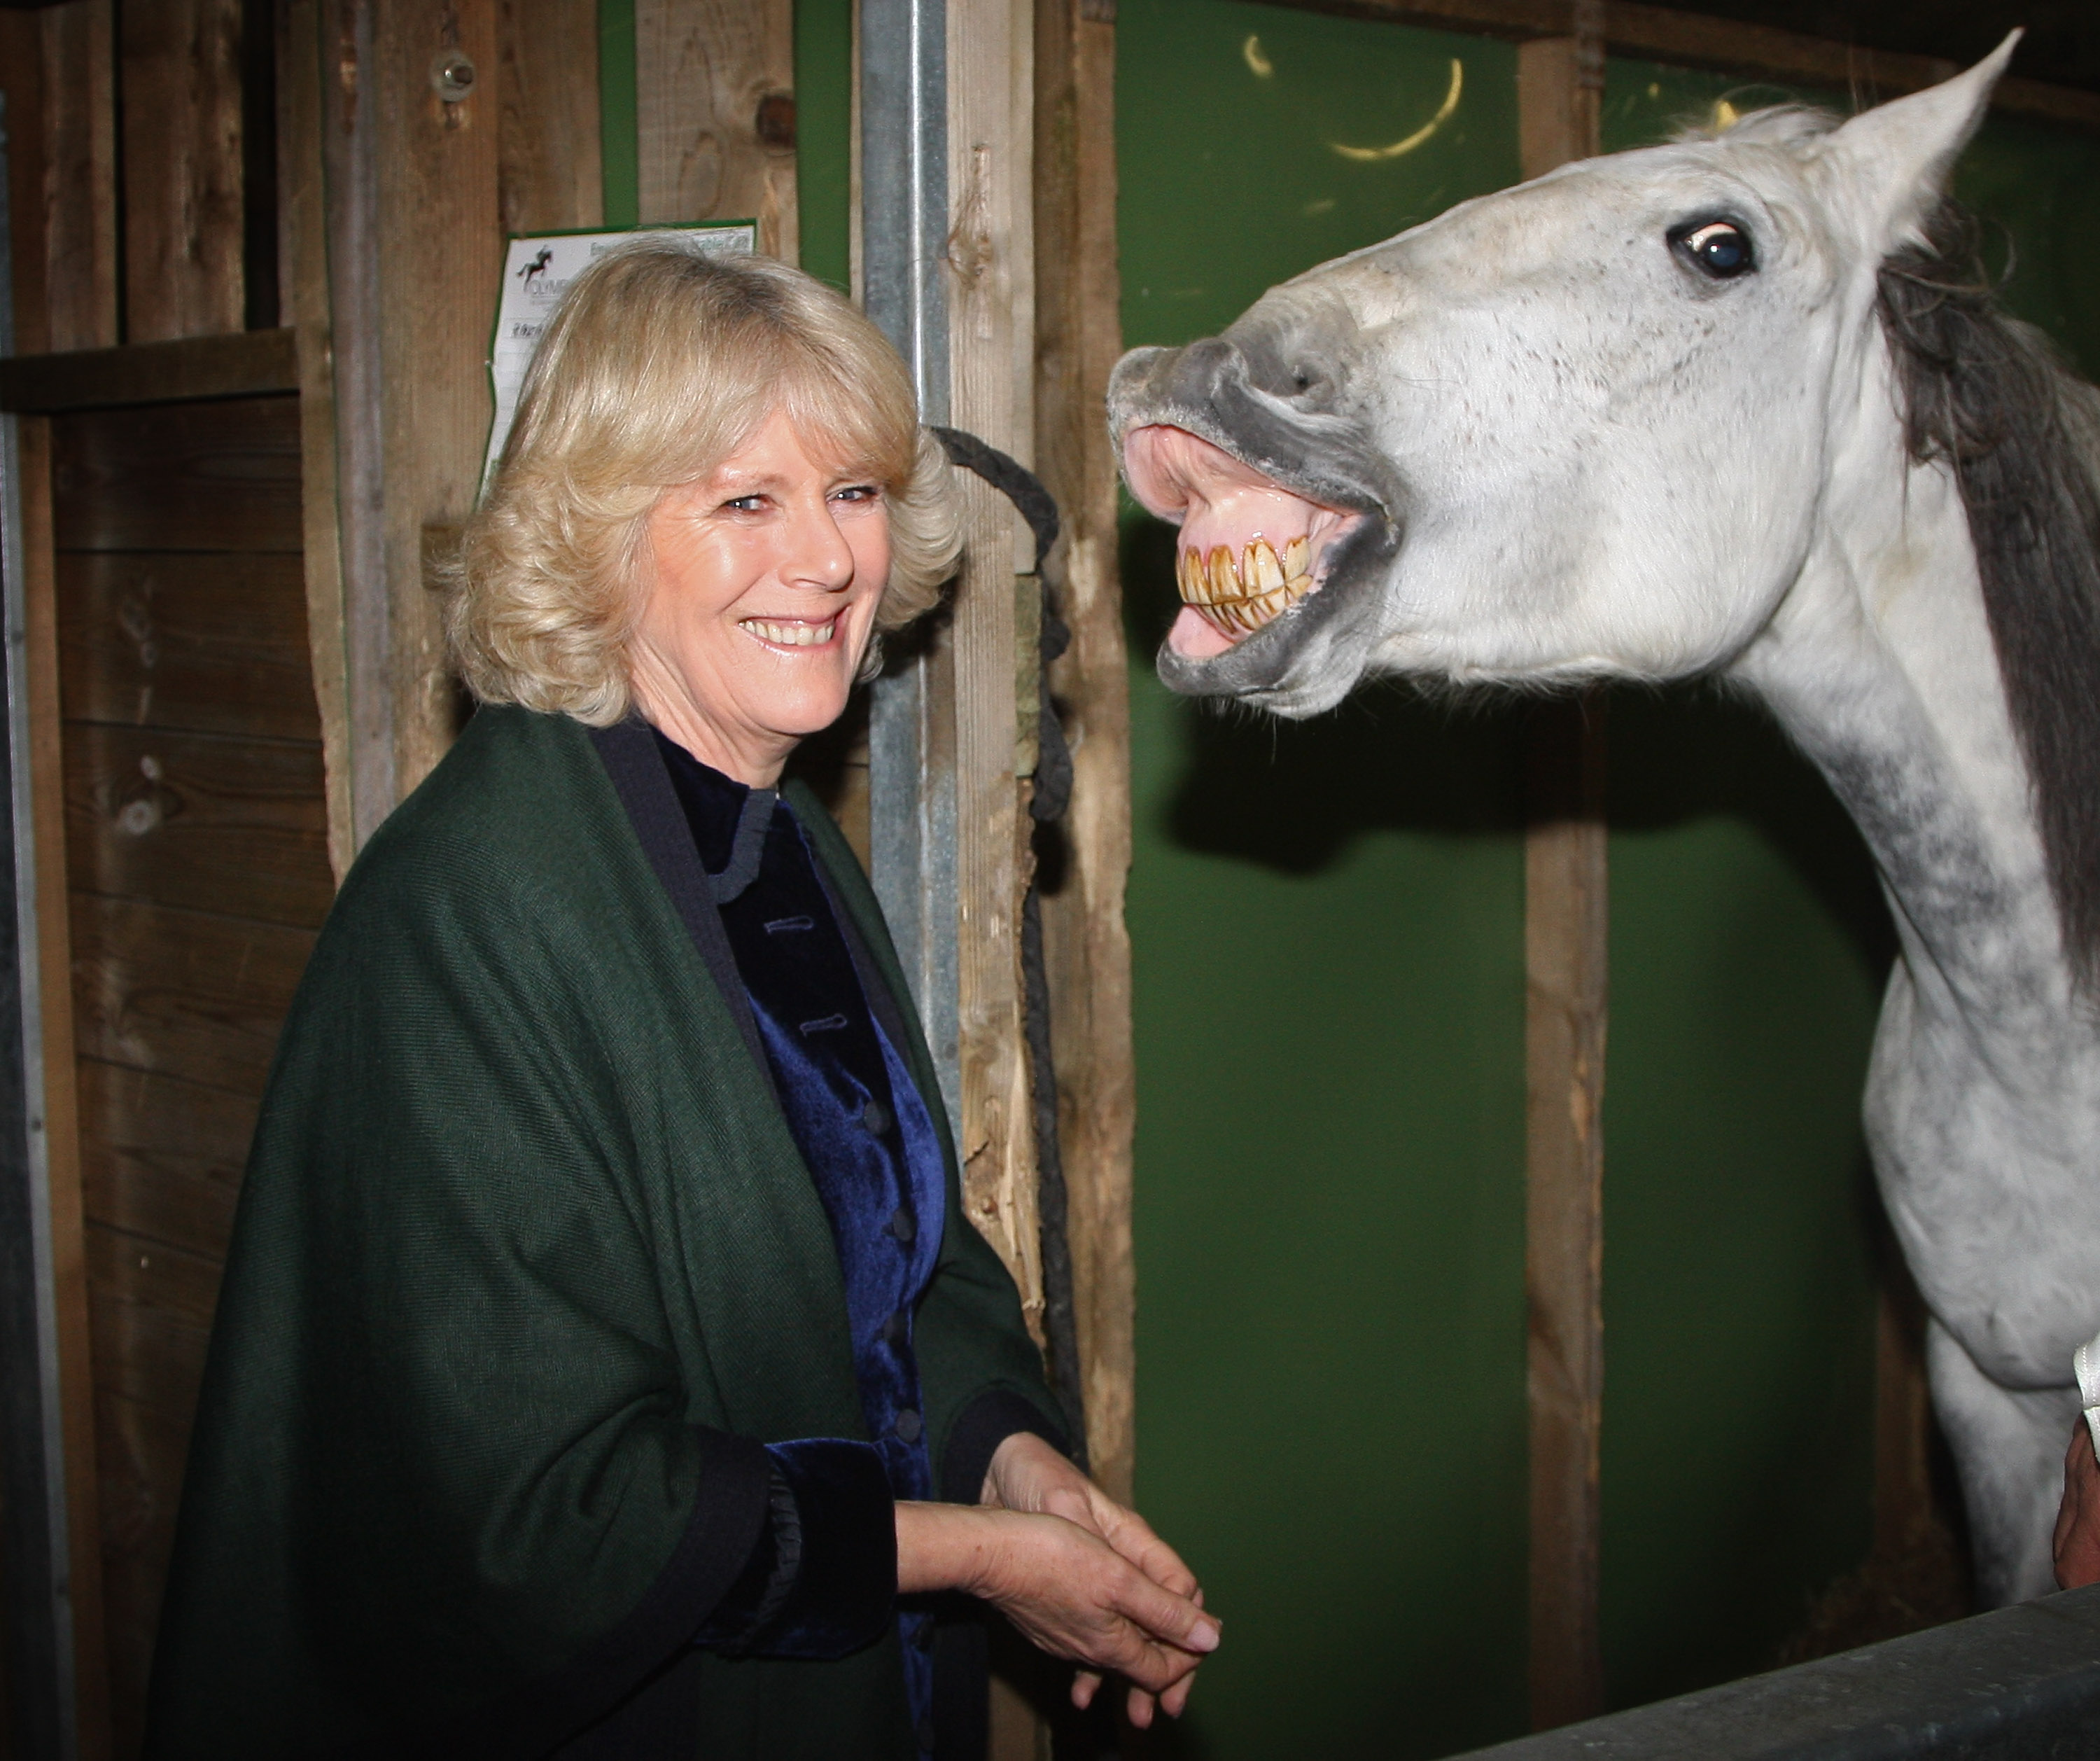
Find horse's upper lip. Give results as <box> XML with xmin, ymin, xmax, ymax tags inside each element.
<box><xmin>1109</xmin><ymin>333</ymin><xmax>1403</xmax><ymax>705</ymax></box>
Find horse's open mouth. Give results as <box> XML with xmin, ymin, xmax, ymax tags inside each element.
<box><xmin>1122</xmin><ymin>424</ymin><xmax>1366</xmax><ymax>659</ymax></box>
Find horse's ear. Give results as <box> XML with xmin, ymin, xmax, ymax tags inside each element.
<box><xmin>1817</xmin><ymin>32</ymin><xmax>2019</xmax><ymax>252</ymax></box>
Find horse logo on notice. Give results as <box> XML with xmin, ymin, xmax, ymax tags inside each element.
<box><xmin>517</xmin><ymin>248</ymin><xmax>554</xmax><ymax>288</ymax></box>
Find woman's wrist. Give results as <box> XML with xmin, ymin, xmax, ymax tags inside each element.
<box><xmin>895</xmin><ymin>1499</ymin><xmax>1007</xmax><ymax>1597</ymax></box>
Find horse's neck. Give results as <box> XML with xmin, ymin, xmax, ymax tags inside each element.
<box><xmin>1730</xmin><ymin>426</ymin><xmax>2071</xmax><ymax>1030</ymax></box>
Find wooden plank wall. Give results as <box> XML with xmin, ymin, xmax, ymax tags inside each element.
<box><xmin>1518</xmin><ymin>18</ymin><xmax>1610</xmax><ymax>1734</ymax></box>
<box><xmin>1032</xmin><ymin>0</ymin><xmax>1135</xmax><ymax>1505</ymax></box>
<box><xmin>635</xmin><ymin>0</ymin><xmax>797</xmax><ymax>258</ymax></box>
<box><xmin>49</xmin><ymin>389</ymin><xmax>326</xmax><ymax>1760</ymax></box>
<box><xmin>1</xmin><ymin>4</ymin><xmax>598</xmax><ymax>1751</ymax></box>
<box><xmin>948</xmin><ymin>0</ymin><xmax>1045</xmax><ymax>1348</ymax></box>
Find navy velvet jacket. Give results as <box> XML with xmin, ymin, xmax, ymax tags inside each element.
<box><xmin>627</xmin><ymin>728</ymin><xmax>1064</xmax><ymax>1753</ymax></box>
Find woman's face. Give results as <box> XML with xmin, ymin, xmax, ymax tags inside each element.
<box><xmin>629</xmin><ymin>409</ymin><xmax>891</xmax><ymax>785</ymax></box>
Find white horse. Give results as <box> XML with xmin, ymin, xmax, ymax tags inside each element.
<box><xmin>1110</xmin><ymin>36</ymin><xmax>2100</xmax><ymax>1606</ymax></box>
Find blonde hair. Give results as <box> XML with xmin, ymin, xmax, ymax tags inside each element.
<box><xmin>447</xmin><ymin>241</ymin><xmax>961</xmax><ymax>723</ymax></box>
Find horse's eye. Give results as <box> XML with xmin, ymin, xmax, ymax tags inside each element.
<box><xmin>1671</xmin><ymin>218</ymin><xmax>1755</xmax><ymax>280</ymax></box>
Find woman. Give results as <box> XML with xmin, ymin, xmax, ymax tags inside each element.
<box><xmin>146</xmin><ymin>243</ymin><xmax>1214</xmax><ymax>1758</ymax></box>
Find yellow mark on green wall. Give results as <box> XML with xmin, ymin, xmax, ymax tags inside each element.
<box><xmin>1330</xmin><ymin>59</ymin><xmax>1464</xmax><ymax>162</ymax></box>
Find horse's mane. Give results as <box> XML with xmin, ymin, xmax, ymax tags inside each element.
<box><xmin>1877</xmin><ymin>200</ymin><xmax>2100</xmax><ymax>989</ymax></box>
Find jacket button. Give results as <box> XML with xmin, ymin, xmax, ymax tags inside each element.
<box><xmin>895</xmin><ymin>1409</ymin><xmax>923</xmax><ymax>1443</ymax></box>
<box><xmin>886</xmin><ymin>1205</ymin><xmax>916</xmax><ymax>1244</ymax></box>
<box><xmin>883</xmin><ymin>1309</ymin><xmax>908</xmax><ymax>1346</ymax></box>
<box><xmin>862</xmin><ymin>1099</ymin><xmax>892</xmax><ymax>1136</ymax></box>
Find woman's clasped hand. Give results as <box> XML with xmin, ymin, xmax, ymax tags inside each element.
<box><xmin>899</xmin><ymin>1431</ymin><xmax>1219</xmax><ymax>1726</ymax></box>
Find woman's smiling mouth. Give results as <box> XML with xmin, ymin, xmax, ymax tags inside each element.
<box><xmin>739</xmin><ymin>614</ymin><xmax>841</xmax><ymax>648</ymax></box>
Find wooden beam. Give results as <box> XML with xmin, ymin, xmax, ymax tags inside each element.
<box><xmin>1520</xmin><ymin>21</ymin><xmax>1609</xmax><ymax>1734</ymax></box>
<box><xmin>946</xmin><ymin>0</ymin><xmax>1042</xmax><ymax>1349</ymax></box>
<box><xmin>279</xmin><ymin>0</ymin><xmax>354</xmax><ymax>884</ymax></box>
<box><xmin>0</xmin><ymin>329</ymin><xmax>298</xmax><ymax>414</ymax></box>
<box><xmin>39</xmin><ymin>0</ymin><xmax>119</xmax><ymax>353</ymax></box>
<box><xmin>321</xmin><ymin>0</ymin><xmax>501</xmax><ymax>844</ymax></box>
<box><xmin>1032</xmin><ymin>0</ymin><xmax>1135</xmax><ymax>1506</ymax></box>
<box><xmin>634</xmin><ymin>0</ymin><xmax>797</xmax><ymax>258</ymax></box>
<box><xmin>1265</xmin><ymin>0</ymin><xmax>2100</xmax><ymax>132</ymax></box>
<box><xmin>120</xmin><ymin>0</ymin><xmax>247</xmax><ymax>342</ymax></box>
<box><xmin>497</xmin><ymin>0</ymin><xmax>604</xmax><ymax>235</ymax></box>
<box><xmin>1</xmin><ymin>8</ymin><xmax>52</xmax><ymax>357</ymax></box>
<box><xmin>15</xmin><ymin>415</ymin><xmax>114</xmax><ymax>1761</ymax></box>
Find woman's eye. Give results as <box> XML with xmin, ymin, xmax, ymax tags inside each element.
<box><xmin>831</xmin><ymin>484</ymin><xmax>881</xmax><ymax>505</ymax></box>
<box><xmin>722</xmin><ymin>494</ymin><xmax>766</xmax><ymax>514</ymax></box>
<box><xmin>1672</xmin><ymin>218</ymin><xmax>1755</xmax><ymax>280</ymax></box>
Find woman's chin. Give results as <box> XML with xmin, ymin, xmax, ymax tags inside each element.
<box><xmin>750</xmin><ymin>675</ymin><xmax>859</xmax><ymax>744</ymax></box>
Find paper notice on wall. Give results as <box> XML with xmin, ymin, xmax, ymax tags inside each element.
<box><xmin>483</xmin><ymin>223</ymin><xmax>758</xmax><ymax>492</ymax></box>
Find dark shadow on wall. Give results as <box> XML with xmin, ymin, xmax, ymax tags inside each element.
<box><xmin>1603</xmin><ymin>686</ymin><xmax>1896</xmax><ymax>987</ymax></box>
<box><xmin>1124</xmin><ymin>508</ymin><xmax>1898</xmax><ymax>991</ymax></box>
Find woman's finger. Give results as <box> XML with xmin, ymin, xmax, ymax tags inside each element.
<box><xmin>1084</xmin><ymin>1492</ymin><xmax>1203</xmax><ymax>1599</ymax></box>
<box><xmin>1127</xmin><ymin>1684</ymin><xmax>1158</xmax><ymax>1729</ymax></box>
<box><xmin>1161</xmin><ymin>1668</ymin><xmax>1198</xmax><ymax>1719</ymax></box>
<box><xmin>1107</xmin><ymin>1560</ymin><xmax>1222</xmax><ymax>1655</ymax></box>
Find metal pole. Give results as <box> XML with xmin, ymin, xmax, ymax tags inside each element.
<box><xmin>861</xmin><ymin>0</ymin><xmax>962</xmax><ymax>1127</ymax></box>
<box><xmin>0</xmin><ymin>89</ymin><xmax>83</xmax><ymax>1761</ymax></box>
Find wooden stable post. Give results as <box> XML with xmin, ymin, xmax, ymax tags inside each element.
<box><xmin>1518</xmin><ymin>8</ymin><xmax>1609</xmax><ymax>1732</ymax></box>
<box><xmin>1033</xmin><ymin>0</ymin><xmax>1136</xmax><ymax>1505</ymax></box>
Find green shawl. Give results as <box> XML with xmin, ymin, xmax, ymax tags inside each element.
<box><xmin>144</xmin><ymin>705</ymin><xmax>1059</xmax><ymax>1758</ymax></box>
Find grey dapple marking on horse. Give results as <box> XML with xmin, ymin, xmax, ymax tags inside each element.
<box><xmin>1110</xmin><ymin>36</ymin><xmax>2100</xmax><ymax>1605</ymax></box>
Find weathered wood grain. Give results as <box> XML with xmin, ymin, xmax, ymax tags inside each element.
<box><xmin>57</xmin><ymin>551</ymin><xmax>321</xmax><ymax>744</ymax></box>
<box><xmin>41</xmin><ymin>0</ymin><xmax>121</xmax><ymax>354</ymax></box>
<box><xmin>634</xmin><ymin>0</ymin><xmax>798</xmax><ymax>258</ymax></box>
<box><xmin>278</xmin><ymin>0</ymin><xmax>355</xmax><ymax>881</ymax></box>
<box><xmin>63</xmin><ymin>725</ymin><xmax>333</xmax><ymax>931</ymax></box>
<box><xmin>0</xmin><ymin>329</ymin><xmax>298</xmax><ymax>416</ymax></box>
<box><xmin>120</xmin><ymin>0</ymin><xmax>247</xmax><ymax>341</ymax></box>
<box><xmin>1521</xmin><ymin>25</ymin><xmax>1609</xmax><ymax>1734</ymax></box>
<box><xmin>85</xmin><ymin>1225</ymin><xmax>220</xmax><ymax>1411</ymax></box>
<box><xmin>1525</xmin><ymin>692</ymin><xmax>1609</xmax><ymax>1734</ymax></box>
<box><xmin>18</xmin><ymin>417</ymin><xmax>115</xmax><ymax>1755</ymax></box>
<box><xmin>322</xmin><ymin>0</ymin><xmax>498</xmax><ymax>831</ymax></box>
<box><xmin>499</xmin><ymin>0</ymin><xmax>605</xmax><ymax>235</ymax></box>
<box><xmin>76</xmin><ymin>1060</ymin><xmax>255</xmax><ymax>1265</ymax></box>
<box><xmin>1033</xmin><ymin>0</ymin><xmax>1135</xmax><ymax>1505</ymax></box>
<box><xmin>51</xmin><ymin>396</ymin><xmax>302</xmax><ymax>555</ymax></box>
<box><xmin>948</xmin><ymin>0</ymin><xmax>1044</xmax><ymax>1342</ymax></box>
<box><xmin>1</xmin><ymin>8</ymin><xmax>52</xmax><ymax>356</ymax></box>
<box><xmin>68</xmin><ymin>892</ymin><xmax>316</xmax><ymax>1097</ymax></box>
<box><xmin>92</xmin><ymin>1391</ymin><xmax>189</xmax><ymax>1761</ymax></box>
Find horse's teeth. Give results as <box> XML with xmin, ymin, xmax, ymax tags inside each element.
<box><xmin>1177</xmin><ymin>541</ymin><xmax>1316</xmax><ymax>632</ymax></box>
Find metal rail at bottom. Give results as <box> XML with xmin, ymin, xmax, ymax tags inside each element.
<box><xmin>1455</xmin><ymin>1584</ymin><xmax>2100</xmax><ymax>1761</ymax></box>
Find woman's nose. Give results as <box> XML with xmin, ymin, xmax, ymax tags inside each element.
<box><xmin>785</xmin><ymin>498</ymin><xmax>856</xmax><ymax>591</ymax></box>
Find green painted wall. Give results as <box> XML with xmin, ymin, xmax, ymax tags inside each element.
<box><xmin>589</xmin><ymin>7</ymin><xmax>2100</xmax><ymax>1748</ymax></box>
<box><xmin>1117</xmin><ymin>11</ymin><xmax>1531</xmax><ymax>1755</ymax></box>
<box><xmin>1119</xmin><ymin>14</ymin><xmax>2100</xmax><ymax>1756</ymax></box>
